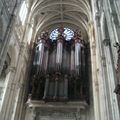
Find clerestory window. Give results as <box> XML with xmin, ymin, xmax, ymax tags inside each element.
<box><xmin>19</xmin><ymin>1</ymin><xmax>28</xmax><ymax>25</ymax></box>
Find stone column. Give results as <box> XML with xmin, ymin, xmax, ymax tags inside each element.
<box><xmin>101</xmin><ymin>11</ymin><xmax>120</xmax><ymax>120</ymax></box>
<box><xmin>95</xmin><ymin>11</ymin><xmax>111</xmax><ymax>120</ymax></box>
<box><xmin>3</xmin><ymin>42</ymin><xmax>26</xmax><ymax>120</ymax></box>
<box><xmin>81</xmin><ymin>47</ymin><xmax>85</xmax><ymax>77</ymax></box>
<box><xmin>0</xmin><ymin>66</ymin><xmax>16</xmax><ymax>120</ymax></box>
<box><xmin>88</xmin><ymin>22</ymin><xmax>101</xmax><ymax>120</ymax></box>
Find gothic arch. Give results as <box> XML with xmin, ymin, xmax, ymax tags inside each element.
<box><xmin>28</xmin><ymin>0</ymin><xmax>92</xmax><ymax>43</ymax></box>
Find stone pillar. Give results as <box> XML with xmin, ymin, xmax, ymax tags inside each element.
<box><xmin>2</xmin><ymin>42</ymin><xmax>26</xmax><ymax>120</ymax></box>
<box><xmin>95</xmin><ymin>11</ymin><xmax>114</xmax><ymax>120</ymax></box>
<box><xmin>0</xmin><ymin>66</ymin><xmax>16</xmax><ymax>120</ymax></box>
<box><xmin>101</xmin><ymin>12</ymin><xmax>120</xmax><ymax>120</ymax></box>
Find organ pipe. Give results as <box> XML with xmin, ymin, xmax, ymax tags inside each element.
<box><xmin>43</xmin><ymin>49</ymin><xmax>49</xmax><ymax>73</ymax></box>
<box><xmin>38</xmin><ymin>41</ymin><xmax>45</xmax><ymax>72</ymax></box>
<box><xmin>62</xmin><ymin>47</ymin><xmax>70</xmax><ymax>74</ymax></box>
<box><xmin>75</xmin><ymin>42</ymin><xmax>81</xmax><ymax>75</ymax></box>
<box><xmin>33</xmin><ymin>39</ymin><xmax>45</xmax><ymax>73</ymax></box>
<box><xmin>33</xmin><ymin>45</ymin><xmax>39</xmax><ymax>65</ymax></box>
<box><xmin>81</xmin><ymin>46</ymin><xmax>85</xmax><ymax>76</ymax></box>
<box><xmin>56</xmin><ymin>38</ymin><xmax>63</xmax><ymax>71</ymax></box>
<box><xmin>49</xmin><ymin>45</ymin><xmax>56</xmax><ymax>73</ymax></box>
<box><xmin>70</xmin><ymin>47</ymin><xmax>75</xmax><ymax>74</ymax></box>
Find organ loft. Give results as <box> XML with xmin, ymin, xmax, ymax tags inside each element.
<box><xmin>28</xmin><ymin>27</ymin><xmax>89</xmax><ymax>103</ymax></box>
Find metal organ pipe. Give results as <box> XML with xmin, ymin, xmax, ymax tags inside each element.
<box><xmin>70</xmin><ymin>47</ymin><xmax>75</xmax><ymax>74</ymax></box>
<box><xmin>49</xmin><ymin>44</ymin><xmax>56</xmax><ymax>73</ymax></box>
<box><xmin>56</xmin><ymin>38</ymin><xmax>63</xmax><ymax>71</ymax></box>
<box><xmin>81</xmin><ymin>45</ymin><xmax>85</xmax><ymax>77</ymax></box>
<box><xmin>38</xmin><ymin>40</ymin><xmax>45</xmax><ymax>72</ymax></box>
<box><xmin>33</xmin><ymin>45</ymin><xmax>39</xmax><ymax>66</ymax></box>
<box><xmin>43</xmin><ymin>48</ymin><xmax>49</xmax><ymax>73</ymax></box>
<box><xmin>75</xmin><ymin>40</ymin><xmax>81</xmax><ymax>75</ymax></box>
<box><xmin>33</xmin><ymin>40</ymin><xmax>45</xmax><ymax>73</ymax></box>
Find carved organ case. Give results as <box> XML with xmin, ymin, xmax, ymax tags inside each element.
<box><xmin>29</xmin><ymin>28</ymin><xmax>89</xmax><ymax>102</ymax></box>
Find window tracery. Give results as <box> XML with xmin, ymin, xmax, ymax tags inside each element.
<box><xmin>50</xmin><ymin>28</ymin><xmax>74</xmax><ymax>41</ymax></box>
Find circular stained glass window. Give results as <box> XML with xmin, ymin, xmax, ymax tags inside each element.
<box><xmin>50</xmin><ymin>28</ymin><xmax>74</xmax><ymax>41</ymax></box>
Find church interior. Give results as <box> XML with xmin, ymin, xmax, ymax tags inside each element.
<box><xmin>0</xmin><ymin>0</ymin><xmax>120</xmax><ymax>120</ymax></box>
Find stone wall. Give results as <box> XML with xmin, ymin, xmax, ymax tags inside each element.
<box><xmin>0</xmin><ymin>0</ymin><xmax>31</xmax><ymax>120</ymax></box>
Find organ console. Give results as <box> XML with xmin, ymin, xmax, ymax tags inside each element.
<box><xmin>29</xmin><ymin>27</ymin><xmax>89</xmax><ymax>102</ymax></box>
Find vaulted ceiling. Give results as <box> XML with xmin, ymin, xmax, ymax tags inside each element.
<box><xmin>29</xmin><ymin>0</ymin><xmax>92</xmax><ymax>40</ymax></box>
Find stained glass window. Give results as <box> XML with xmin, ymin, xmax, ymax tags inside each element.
<box><xmin>50</xmin><ymin>28</ymin><xmax>74</xmax><ymax>41</ymax></box>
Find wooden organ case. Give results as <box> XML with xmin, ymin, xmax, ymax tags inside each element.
<box><xmin>29</xmin><ymin>28</ymin><xmax>89</xmax><ymax>103</ymax></box>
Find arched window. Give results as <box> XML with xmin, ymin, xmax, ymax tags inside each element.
<box><xmin>50</xmin><ymin>28</ymin><xmax>74</xmax><ymax>41</ymax></box>
<box><xmin>19</xmin><ymin>1</ymin><xmax>28</xmax><ymax>25</ymax></box>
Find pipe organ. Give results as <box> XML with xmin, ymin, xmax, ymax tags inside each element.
<box><xmin>29</xmin><ymin>28</ymin><xmax>89</xmax><ymax>102</ymax></box>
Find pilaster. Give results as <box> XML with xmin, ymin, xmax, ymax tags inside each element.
<box><xmin>94</xmin><ymin>7</ymin><xmax>111</xmax><ymax>120</ymax></box>
<box><xmin>0</xmin><ymin>66</ymin><xmax>16</xmax><ymax>120</ymax></box>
